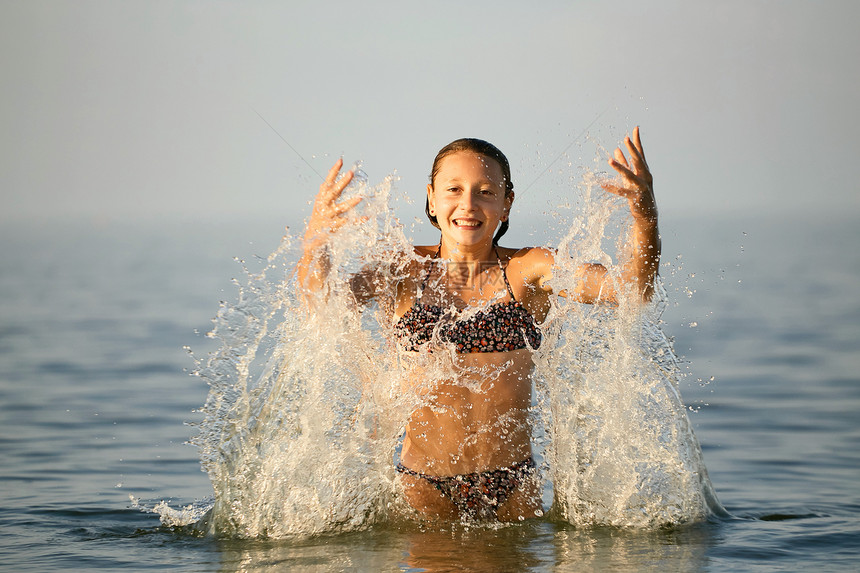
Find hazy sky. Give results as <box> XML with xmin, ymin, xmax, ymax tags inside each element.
<box><xmin>2</xmin><ymin>0</ymin><xmax>859</xmax><ymax>231</ymax></box>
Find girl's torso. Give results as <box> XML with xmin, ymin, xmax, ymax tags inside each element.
<box><xmin>393</xmin><ymin>245</ymin><xmax>550</xmax><ymax>475</ymax></box>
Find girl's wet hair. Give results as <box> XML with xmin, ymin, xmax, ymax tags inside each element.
<box><xmin>426</xmin><ymin>138</ymin><xmax>514</xmax><ymax>246</ymax></box>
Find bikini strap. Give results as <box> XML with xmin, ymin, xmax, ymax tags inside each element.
<box><xmin>494</xmin><ymin>247</ymin><xmax>518</xmax><ymax>301</ymax></box>
<box><xmin>422</xmin><ymin>245</ymin><xmax>515</xmax><ymax>301</ymax></box>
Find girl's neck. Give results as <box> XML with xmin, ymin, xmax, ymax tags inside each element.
<box><xmin>436</xmin><ymin>239</ymin><xmax>497</xmax><ymax>287</ymax></box>
<box><xmin>438</xmin><ymin>239</ymin><xmax>495</xmax><ymax>264</ymax></box>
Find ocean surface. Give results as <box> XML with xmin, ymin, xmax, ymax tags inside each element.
<box><xmin>1</xmin><ymin>212</ymin><xmax>858</xmax><ymax>571</ymax></box>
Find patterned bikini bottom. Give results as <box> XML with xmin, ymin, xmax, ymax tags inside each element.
<box><xmin>396</xmin><ymin>458</ymin><xmax>536</xmax><ymax>518</ymax></box>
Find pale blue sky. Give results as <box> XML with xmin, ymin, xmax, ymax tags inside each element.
<box><xmin>2</xmin><ymin>0</ymin><xmax>858</xmax><ymax>232</ymax></box>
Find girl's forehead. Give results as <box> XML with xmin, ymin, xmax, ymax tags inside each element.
<box><xmin>435</xmin><ymin>152</ymin><xmax>504</xmax><ymax>179</ymax></box>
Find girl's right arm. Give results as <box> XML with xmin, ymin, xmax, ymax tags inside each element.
<box><xmin>296</xmin><ymin>159</ymin><xmax>361</xmax><ymax>301</ymax></box>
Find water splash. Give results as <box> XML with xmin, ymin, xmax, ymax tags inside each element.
<box><xmin>535</xmin><ymin>171</ymin><xmax>724</xmax><ymax>527</ymax></box>
<box><xmin>163</xmin><ymin>166</ymin><xmax>722</xmax><ymax>537</ymax></box>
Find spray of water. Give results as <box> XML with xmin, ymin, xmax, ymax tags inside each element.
<box><xmin>153</xmin><ymin>165</ymin><xmax>723</xmax><ymax>537</ymax></box>
<box><xmin>535</xmin><ymin>171</ymin><xmax>724</xmax><ymax>526</ymax></box>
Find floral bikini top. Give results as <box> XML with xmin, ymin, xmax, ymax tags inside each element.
<box><xmin>394</xmin><ymin>248</ymin><xmax>542</xmax><ymax>353</ymax></box>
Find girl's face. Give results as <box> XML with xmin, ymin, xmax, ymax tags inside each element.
<box><xmin>427</xmin><ymin>151</ymin><xmax>512</xmax><ymax>250</ymax></box>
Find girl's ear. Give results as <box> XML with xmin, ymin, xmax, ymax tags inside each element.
<box><xmin>427</xmin><ymin>184</ymin><xmax>435</xmax><ymax>215</ymax></box>
<box><xmin>503</xmin><ymin>191</ymin><xmax>515</xmax><ymax>219</ymax></box>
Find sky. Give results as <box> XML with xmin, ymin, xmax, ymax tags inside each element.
<box><xmin>2</xmin><ymin>0</ymin><xmax>859</xmax><ymax>235</ymax></box>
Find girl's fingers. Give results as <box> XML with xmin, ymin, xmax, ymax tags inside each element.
<box><xmin>307</xmin><ymin>159</ymin><xmax>364</xmax><ymax>238</ymax></box>
<box><xmin>600</xmin><ymin>181</ymin><xmax>634</xmax><ymax>200</ymax></box>
<box><xmin>335</xmin><ymin>169</ymin><xmax>355</xmax><ymax>192</ymax></box>
<box><xmin>324</xmin><ymin>158</ymin><xmax>343</xmax><ymax>185</ymax></box>
<box><xmin>327</xmin><ymin>206</ymin><xmax>365</xmax><ymax>231</ymax></box>
<box><xmin>319</xmin><ymin>161</ymin><xmax>355</xmax><ymax>206</ymax></box>
<box><xmin>628</xmin><ymin>127</ymin><xmax>651</xmax><ymax>173</ymax></box>
<box><xmin>333</xmin><ymin>196</ymin><xmax>362</xmax><ymax>215</ymax></box>
<box><xmin>624</xmin><ymin>137</ymin><xmax>647</xmax><ymax>174</ymax></box>
<box><xmin>323</xmin><ymin>169</ymin><xmax>354</xmax><ymax>203</ymax></box>
<box><xmin>632</xmin><ymin>126</ymin><xmax>644</xmax><ymax>155</ymax></box>
<box><xmin>609</xmin><ymin>157</ymin><xmax>636</xmax><ymax>183</ymax></box>
<box><xmin>601</xmin><ymin>128</ymin><xmax>656</xmax><ymax>219</ymax></box>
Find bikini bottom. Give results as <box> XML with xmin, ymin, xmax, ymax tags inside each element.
<box><xmin>396</xmin><ymin>458</ymin><xmax>536</xmax><ymax>518</ymax></box>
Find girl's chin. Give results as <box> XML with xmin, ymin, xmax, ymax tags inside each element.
<box><xmin>442</xmin><ymin>232</ymin><xmax>493</xmax><ymax>247</ymax></box>
<box><xmin>439</xmin><ymin>222</ymin><xmax>498</xmax><ymax>246</ymax></box>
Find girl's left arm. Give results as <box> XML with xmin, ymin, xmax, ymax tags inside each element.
<box><xmin>601</xmin><ymin>126</ymin><xmax>660</xmax><ymax>302</ymax></box>
<box><xmin>559</xmin><ymin>126</ymin><xmax>660</xmax><ymax>304</ymax></box>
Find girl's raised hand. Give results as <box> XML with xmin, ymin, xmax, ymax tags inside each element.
<box><xmin>601</xmin><ymin>127</ymin><xmax>656</xmax><ymax>222</ymax></box>
<box><xmin>304</xmin><ymin>158</ymin><xmax>362</xmax><ymax>247</ymax></box>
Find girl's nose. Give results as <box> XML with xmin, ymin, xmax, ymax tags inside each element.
<box><xmin>459</xmin><ymin>190</ymin><xmax>476</xmax><ymax>210</ymax></box>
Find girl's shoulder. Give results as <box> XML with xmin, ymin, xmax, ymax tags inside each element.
<box><xmin>412</xmin><ymin>244</ymin><xmax>439</xmax><ymax>258</ymax></box>
<box><xmin>498</xmin><ymin>246</ymin><xmax>556</xmax><ymax>289</ymax></box>
<box><xmin>498</xmin><ymin>246</ymin><xmax>555</xmax><ymax>266</ymax></box>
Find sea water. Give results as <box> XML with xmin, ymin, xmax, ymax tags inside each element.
<box><xmin>1</xmin><ymin>183</ymin><xmax>859</xmax><ymax>569</ymax></box>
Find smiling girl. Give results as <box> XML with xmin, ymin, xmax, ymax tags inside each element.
<box><xmin>296</xmin><ymin>128</ymin><xmax>658</xmax><ymax>521</ymax></box>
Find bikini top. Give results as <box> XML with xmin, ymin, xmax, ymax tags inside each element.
<box><xmin>394</xmin><ymin>248</ymin><xmax>542</xmax><ymax>353</ymax></box>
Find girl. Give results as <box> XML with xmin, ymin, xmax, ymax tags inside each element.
<box><xmin>297</xmin><ymin>127</ymin><xmax>658</xmax><ymax>521</ymax></box>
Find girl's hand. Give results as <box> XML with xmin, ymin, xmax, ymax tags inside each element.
<box><xmin>601</xmin><ymin>126</ymin><xmax>656</xmax><ymax>222</ymax></box>
<box><xmin>304</xmin><ymin>158</ymin><xmax>362</xmax><ymax>247</ymax></box>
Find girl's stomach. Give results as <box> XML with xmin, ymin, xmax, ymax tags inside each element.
<box><xmin>398</xmin><ymin>348</ymin><xmax>534</xmax><ymax>475</ymax></box>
